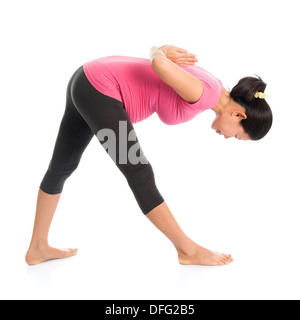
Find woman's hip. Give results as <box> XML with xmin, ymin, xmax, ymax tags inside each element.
<box><xmin>67</xmin><ymin>66</ymin><xmax>124</xmax><ymax>112</ymax></box>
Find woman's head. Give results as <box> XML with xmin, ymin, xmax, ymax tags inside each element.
<box><xmin>211</xmin><ymin>76</ymin><xmax>273</xmax><ymax>141</ymax></box>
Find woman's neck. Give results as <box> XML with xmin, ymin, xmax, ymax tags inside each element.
<box><xmin>211</xmin><ymin>88</ymin><xmax>232</xmax><ymax>114</ymax></box>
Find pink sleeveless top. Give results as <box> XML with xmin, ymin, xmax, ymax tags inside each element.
<box><xmin>83</xmin><ymin>56</ymin><xmax>223</xmax><ymax>125</ymax></box>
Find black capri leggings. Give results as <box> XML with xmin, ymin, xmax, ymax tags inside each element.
<box><xmin>40</xmin><ymin>66</ymin><xmax>165</xmax><ymax>215</ymax></box>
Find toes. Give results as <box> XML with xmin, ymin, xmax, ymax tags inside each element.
<box><xmin>214</xmin><ymin>258</ymin><xmax>226</xmax><ymax>266</ymax></box>
<box><xmin>225</xmin><ymin>258</ymin><xmax>233</xmax><ymax>264</ymax></box>
<box><xmin>220</xmin><ymin>254</ymin><xmax>233</xmax><ymax>265</ymax></box>
<box><xmin>63</xmin><ymin>248</ymin><xmax>78</xmax><ymax>258</ymax></box>
<box><xmin>221</xmin><ymin>254</ymin><xmax>233</xmax><ymax>263</ymax></box>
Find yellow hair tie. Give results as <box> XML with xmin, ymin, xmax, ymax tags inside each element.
<box><xmin>254</xmin><ymin>91</ymin><xmax>267</xmax><ymax>99</ymax></box>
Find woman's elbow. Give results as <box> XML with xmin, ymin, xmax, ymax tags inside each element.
<box><xmin>151</xmin><ymin>56</ymin><xmax>167</xmax><ymax>72</ymax></box>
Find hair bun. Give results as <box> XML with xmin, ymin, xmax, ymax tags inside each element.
<box><xmin>231</xmin><ymin>75</ymin><xmax>267</xmax><ymax>103</ymax></box>
<box><xmin>230</xmin><ymin>75</ymin><xmax>272</xmax><ymax>141</ymax></box>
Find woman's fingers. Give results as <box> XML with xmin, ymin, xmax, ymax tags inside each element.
<box><xmin>177</xmin><ymin>51</ymin><xmax>198</xmax><ymax>63</ymax></box>
<box><xmin>174</xmin><ymin>47</ymin><xmax>196</xmax><ymax>59</ymax></box>
<box><xmin>176</xmin><ymin>55</ymin><xmax>198</xmax><ymax>66</ymax></box>
<box><xmin>175</xmin><ymin>47</ymin><xmax>188</xmax><ymax>53</ymax></box>
<box><xmin>177</xmin><ymin>56</ymin><xmax>198</xmax><ymax>63</ymax></box>
<box><xmin>184</xmin><ymin>53</ymin><xmax>198</xmax><ymax>60</ymax></box>
<box><xmin>162</xmin><ymin>46</ymin><xmax>198</xmax><ymax>66</ymax></box>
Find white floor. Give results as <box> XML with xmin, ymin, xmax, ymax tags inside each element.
<box><xmin>2</xmin><ymin>233</ymin><xmax>300</xmax><ymax>300</ymax></box>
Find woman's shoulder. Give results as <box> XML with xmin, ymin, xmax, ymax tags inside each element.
<box><xmin>177</xmin><ymin>64</ymin><xmax>223</xmax><ymax>112</ymax></box>
<box><xmin>184</xmin><ymin>65</ymin><xmax>223</xmax><ymax>93</ymax></box>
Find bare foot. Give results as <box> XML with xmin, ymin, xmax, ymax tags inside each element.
<box><xmin>25</xmin><ymin>243</ymin><xmax>78</xmax><ymax>265</ymax></box>
<box><xmin>178</xmin><ymin>245</ymin><xmax>233</xmax><ymax>266</ymax></box>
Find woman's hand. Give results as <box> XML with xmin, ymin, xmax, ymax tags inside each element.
<box><xmin>158</xmin><ymin>45</ymin><xmax>198</xmax><ymax>67</ymax></box>
<box><xmin>150</xmin><ymin>46</ymin><xmax>204</xmax><ymax>104</ymax></box>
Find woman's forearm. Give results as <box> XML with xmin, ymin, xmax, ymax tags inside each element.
<box><xmin>149</xmin><ymin>45</ymin><xmax>203</xmax><ymax>104</ymax></box>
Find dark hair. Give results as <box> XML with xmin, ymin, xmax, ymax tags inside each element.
<box><xmin>230</xmin><ymin>75</ymin><xmax>273</xmax><ymax>141</ymax></box>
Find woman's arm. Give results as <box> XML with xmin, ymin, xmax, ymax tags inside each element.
<box><xmin>150</xmin><ymin>45</ymin><xmax>204</xmax><ymax>104</ymax></box>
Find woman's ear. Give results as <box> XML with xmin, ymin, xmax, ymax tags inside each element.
<box><xmin>233</xmin><ymin>111</ymin><xmax>247</xmax><ymax>120</ymax></box>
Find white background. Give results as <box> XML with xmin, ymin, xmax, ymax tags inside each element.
<box><xmin>0</xmin><ymin>0</ymin><xmax>299</xmax><ymax>300</ymax></box>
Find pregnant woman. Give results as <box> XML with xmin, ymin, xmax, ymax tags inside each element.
<box><xmin>25</xmin><ymin>45</ymin><xmax>273</xmax><ymax>266</ymax></box>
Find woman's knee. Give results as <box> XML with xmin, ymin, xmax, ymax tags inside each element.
<box><xmin>39</xmin><ymin>161</ymin><xmax>79</xmax><ymax>194</ymax></box>
<box><xmin>123</xmin><ymin>162</ymin><xmax>165</xmax><ymax>214</ymax></box>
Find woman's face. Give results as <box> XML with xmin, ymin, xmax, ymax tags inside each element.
<box><xmin>211</xmin><ymin>111</ymin><xmax>251</xmax><ymax>141</ymax></box>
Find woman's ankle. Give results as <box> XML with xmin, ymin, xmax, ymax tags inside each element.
<box><xmin>28</xmin><ymin>238</ymin><xmax>49</xmax><ymax>250</ymax></box>
<box><xmin>175</xmin><ymin>239</ymin><xmax>198</xmax><ymax>258</ymax></box>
